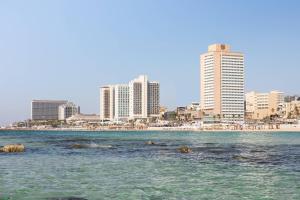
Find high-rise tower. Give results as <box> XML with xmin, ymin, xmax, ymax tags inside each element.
<box><xmin>200</xmin><ymin>44</ymin><xmax>245</xmax><ymax>123</ymax></box>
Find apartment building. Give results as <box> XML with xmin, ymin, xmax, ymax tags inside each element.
<box><xmin>245</xmin><ymin>91</ymin><xmax>284</xmax><ymax>120</ymax></box>
<box><xmin>200</xmin><ymin>44</ymin><xmax>245</xmax><ymax>123</ymax></box>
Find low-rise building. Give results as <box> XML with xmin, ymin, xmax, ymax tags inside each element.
<box><xmin>284</xmin><ymin>100</ymin><xmax>300</xmax><ymax>119</ymax></box>
<box><xmin>58</xmin><ymin>102</ymin><xmax>80</xmax><ymax>120</ymax></box>
<box><xmin>176</xmin><ymin>103</ymin><xmax>202</xmax><ymax>121</ymax></box>
<box><xmin>245</xmin><ymin>91</ymin><xmax>284</xmax><ymax>120</ymax></box>
<box><xmin>66</xmin><ymin>114</ymin><xmax>100</xmax><ymax>125</ymax></box>
<box><xmin>31</xmin><ymin>100</ymin><xmax>68</xmax><ymax>120</ymax></box>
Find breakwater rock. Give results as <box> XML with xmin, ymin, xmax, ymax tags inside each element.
<box><xmin>178</xmin><ymin>146</ymin><xmax>192</xmax><ymax>153</ymax></box>
<box><xmin>145</xmin><ymin>141</ymin><xmax>156</xmax><ymax>145</ymax></box>
<box><xmin>0</xmin><ymin>144</ymin><xmax>25</xmax><ymax>153</ymax></box>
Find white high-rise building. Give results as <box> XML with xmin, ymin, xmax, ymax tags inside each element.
<box><xmin>200</xmin><ymin>44</ymin><xmax>245</xmax><ymax>123</ymax></box>
<box><xmin>129</xmin><ymin>75</ymin><xmax>148</xmax><ymax>119</ymax></box>
<box><xmin>115</xmin><ymin>84</ymin><xmax>130</xmax><ymax>121</ymax></box>
<box><xmin>100</xmin><ymin>85</ymin><xmax>115</xmax><ymax>121</ymax></box>
<box><xmin>100</xmin><ymin>75</ymin><xmax>160</xmax><ymax>121</ymax></box>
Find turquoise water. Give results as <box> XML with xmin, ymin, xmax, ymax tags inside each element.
<box><xmin>0</xmin><ymin>131</ymin><xmax>299</xmax><ymax>200</ymax></box>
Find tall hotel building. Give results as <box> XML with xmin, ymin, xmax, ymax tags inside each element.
<box><xmin>115</xmin><ymin>84</ymin><xmax>130</xmax><ymax>120</ymax></box>
<box><xmin>129</xmin><ymin>75</ymin><xmax>148</xmax><ymax>119</ymax></box>
<box><xmin>200</xmin><ymin>44</ymin><xmax>245</xmax><ymax>123</ymax></box>
<box><xmin>148</xmin><ymin>81</ymin><xmax>160</xmax><ymax>116</ymax></box>
<box><xmin>99</xmin><ymin>85</ymin><xmax>115</xmax><ymax>121</ymax></box>
<box><xmin>100</xmin><ymin>75</ymin><xmax>160</xmax><ymax>121</ymax></box>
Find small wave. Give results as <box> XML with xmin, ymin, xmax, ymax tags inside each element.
<box><xmin>88</xmin><ymin>143</ymin><xmax>112</xmax><ymax>148</ymax></box>
<box><xmin>70</xmin><ymin>143</ymin><xmax>113</xmax><ymax>149</ymax></box>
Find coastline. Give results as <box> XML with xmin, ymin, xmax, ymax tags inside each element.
<box><xmin>1</xmin><ymin>127</ymin><xmax>300</xmax><ymax>133</ymax></box>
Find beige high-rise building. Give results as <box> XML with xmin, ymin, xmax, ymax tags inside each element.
<box><xmin>245</xmin><ymin>90</ymin><xmax>284</xmax><ymax>120</ymax></box>
<box><xmin>200</xmin><ymin>44</ymin><xmax>245</xmax><ymax>123</ymax></box>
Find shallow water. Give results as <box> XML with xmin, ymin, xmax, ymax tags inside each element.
<box><xmin>0</xmin><ymin>130</ymin><xmax>299</xmax><ymax>200</ymax></box>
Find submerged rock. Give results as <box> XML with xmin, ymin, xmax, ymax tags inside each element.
<box><xmin>178</xmin><ymin>146</ymin><xmax>192</xmax><ymax>153</ymax></box>
<box><xmin>232</xmin><ymin>155</ymin><xmax>249</xmax><ymax>161</ymax></box>
<box><xmin>70</xmin><ymin>144</ymin><xmax>88</xmax><ymax>149</ymax></box>
<box><xmin>0</xmin><ymin>144</ymin><xmax>25</xmax><ymax>153</ymax></box>
<box><xmin>145</xmin><ymin>141</ymin><xmax>155</xmax><ymax>145</ymax></box>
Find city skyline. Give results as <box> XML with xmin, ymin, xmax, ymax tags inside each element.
<box><xmin>1</xmin><ymin>0</ymin><xmax>300</xmax><ymax>125</ymax></box>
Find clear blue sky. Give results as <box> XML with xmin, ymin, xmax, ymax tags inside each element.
<box><xmin>1</xmin><ymin>0</ymin><xmax>300</xmax><ymax>125</ymax></box>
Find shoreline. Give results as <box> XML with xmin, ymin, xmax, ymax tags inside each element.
<box><xmin>1</xmin><ymin>127</ymin><xmax>300</xmax><ymax>133</ymax></box>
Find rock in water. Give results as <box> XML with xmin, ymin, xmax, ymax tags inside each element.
<box><xmin>70</xmin><ymin>144</ymin><xmax>87</xmax><ymax>149</ymax></box>
<box><xmin>232</xmin><ymin>155</ymin><xmax>249</xmax><ymax>161</ymax></box>
<box><xmin>0</xmin><ymin>144</ymin><xmax>25</xmax><ymax>153</ymax></box>
<box><xmin>178</xmin><ymin>146</ymin><xmax>192</xmax><ymax>153</ymax></box>
<box><xmin>145</xmin><ymin>141</ymin><xmax>155</xmax><ymax>145</ymax></box>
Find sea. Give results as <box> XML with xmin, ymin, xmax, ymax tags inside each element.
<box><xmin>0</xmin><ymin>130</ymin><xmax>299</xmax><ymax>200</ymax></box>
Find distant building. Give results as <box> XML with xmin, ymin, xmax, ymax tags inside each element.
<box><xmin>58</xmin><ymin>102</ymin><xmax>80</xmax><ymax>120</ymax></box>
<box><xmin>100</xmin><ymin>75</ymin><xmax>160</xmax><ymax>121</ymax></box>
<box><xmin>66</xmin><ymin>114</ymin><xmax>100</xmax><ymax>124</ymax></box>
<box><xmin>200</xmin><ymin>44</ymin><xmax>245</xmax><ymax>123</ymax></box>
<box><xmin>187</xmin><ymin>102</ymin><xmax>201</xmax><ymax>111</ymax></box>
<box><xmin>31</xmin><ymin>100</ymin><xmax>67</xmax><ymax>120</ymax></box>
<box><xmin>176</xmin><ymin>105</ymin><xmax>202</xmax><ymax>121</ymax></box>
<box><xmin>115</xmin><ymin>84</ymin><xmax>130</xmax><ymax>121</ymax></box>
<box><xmin>284</xmin><ymin>100</ymin><xmax>300</xmax><ymax>119</ymax></box>
<box><xmin>163</xmin><ymin>111</ymin><xmax>177</xmax><ymax>121</ymax></box>
<box><xmin>147</xmin><ymin>81</ymin><xmax>160</xmax><ymax>117</ymax></box>
<box><xmin>245</xmin><ymin>91</ymin><xmax>284</xmax><ymax>120</ymax></box>
<box><xmin>100</xmin><ymin>85</ymin><xmax>115</xmax><ymax>121</ymax></box>
<box><xmin>284</xmin><ymin>95</ymin><xmax>300</xmax><ymax>103</ymax></box>
<box><xmin>129</xmin><ymin>75</ymin><xmax>149</xmax><ymax>119</ymax></box>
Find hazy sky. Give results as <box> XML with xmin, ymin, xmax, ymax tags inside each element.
<box><xmin>1</xmin><ymin>0</ymin><xmax>300</xmax><ymax>125</ymax></box>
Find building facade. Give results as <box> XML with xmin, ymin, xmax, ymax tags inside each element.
<box><xmin>100</xmin><ymin>75</ymin><xmax>160</xmax><ymax>121</ymax></box>
<box><xmin>31</xmin><ymin>100</ymin><xmax>68</xmax><ymax>120</ymax></box>
<box><xmin>129</xmin><ymin>75</ymin><xmax>148</xmax><ymax>119</ymax></box>
<box><xmin>58</xmin><ymin>102</ymin><xmax>80</xmax><ymax>120</ymax></box>
<box><xmin>245</xmin><ymin>91</ymin><xmax>284</xmax><ymax>120</ymax></box>
<box><xmin>114</xmin><ymin>84</ymin><xmax>130</xmax><ymax>120</ymax></box>
<box><xmin>284</xmin><ymin>100</ymin><xmax>300</xmax><ymax>119</ymax></box>
<box><xmin>100</xmin><ymin>85</ymin><xmax>115</xmax><ymax>121</ymax></box>
<box><xmin>147</xmin><ymin>81</ymin><xmax>160</xmax><ymax>117</ymax></box>
<box><xmin>200</xmin><ymin>44</ymin><xmax>245</xmax><ymax>123</ymax></box>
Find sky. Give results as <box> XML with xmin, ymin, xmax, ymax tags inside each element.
<box><xmin>0</xmin><ymin>0</ymin><xmax>300</xmax><ymax>125</ymax></box>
